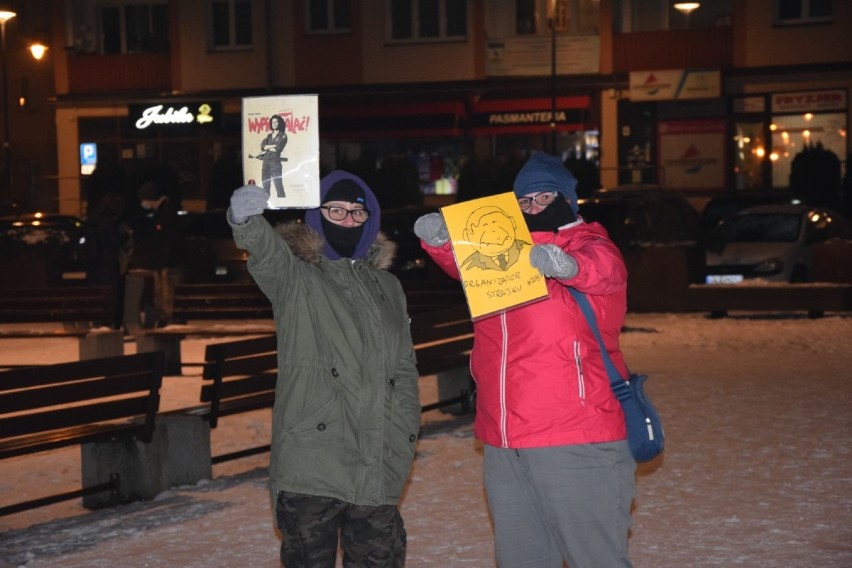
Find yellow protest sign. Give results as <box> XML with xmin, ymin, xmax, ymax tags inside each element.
<box><xmin>441</xmin><ymin>192</ymin><xmax>549</xmax><ymax>320</ymax></box>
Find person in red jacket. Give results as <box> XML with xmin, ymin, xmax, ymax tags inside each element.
<box><xmin>415</xmin><ymin>152</ymin><xmax>636</xmax><ymax>568</ymax></box>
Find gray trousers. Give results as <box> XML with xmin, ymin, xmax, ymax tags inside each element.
<box><xmin>483</xmin><ymin>441</ymin><xmax>635</xmax><ymax>568</ymax></box>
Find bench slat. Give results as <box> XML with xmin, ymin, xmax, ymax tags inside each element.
<box><xmin>415</xmin><ymin>339</ymin><xmax>474</xmax><ymax>376</ymax></box>
<box><xmin>203</xmin><ymin>353</ymin><xmax>278</xmax><ymax>380</ymax></box>
<box><xmin>0</xmin><ymin>287</ymin><xmax>116</xmax><ymax>324</ymax></box>
<box><xmin>0</xmin><ymin>373</ymin><xmax>160</xmax><ymax>413</ymax></box>
<box><xmin>172</xmin><ymin>284</ymin><xmax>272</xmax><ymax>321</ymax></box>
<box><xmin>0</xmin><ymin>287</ymin><xmax>114</xmax><ymax>299</ymax></box>
<box><xmin>204</xmin><ymin>335</ymin><xmax>278</xmax><ymax>361</ymax></box>
<box><xmin>0</xmin><ymin>421</ymin><xmax>149</xmax><ymax>460</ymax></box>
<box><xmin>0</xmin><ymin>396</ymin><xmax>157</xmax><ymax>439</ymax></box>
<box><xmin>0</xmin><ymin>352</ymin><xmax>161</xmax><ymax>390</ymax></box>
<box><xmin>200</xmin><ymin>373</ymin><xmax>277</xmax><ymax>403</ymax></box>
<box><xmin>213</xmin><ymin>392</ymin><xmax>276</xmax><ymax>418</ymax></box>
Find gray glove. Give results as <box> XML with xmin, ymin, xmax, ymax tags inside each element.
<box><xmin>229</xmin><ymin>184</ymin><xmax>268</xmax><ymax>224</ymax></box>
<box><xmin>529</xmin><ymin>244</ymin><xmax>578</xmax><ymax>279</ymax></box>
<box><xmin>414</xmin><ymin>212</ymin><xmax>449</xmax><ymax>247</ymax></box>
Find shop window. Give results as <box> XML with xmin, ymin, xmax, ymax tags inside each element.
<box><xmin>733</xmin><ymin>122</ymin><xmax>767</xmax><ymax>191</ymax></box>
<box><xmin>387</xmin><ymin>0</ymin><xmax>467</xmax><ymax>42</ymax></box>
<box><xmin>100</xmin><ymin>2</ymin><xmax>169</xmax><ymax>54</ymax></box>
<box><xmin>770</xmin><ymin>112</ymin><xmax>846</xmax><ymax>189</ymax></box>
<box><xmin>307</xmin><ymin>0</ymin><xmax>352</xmax><ymax>32</ymax></box>
<box><xmin>210</xmin><ymin>0</ymin><xmax>253</xmax><ymax>49</ymax></box>
<box><xmin>775</xmin><ymin>0</ymin><xmax>833</xmax><ymax>25</ymax></box>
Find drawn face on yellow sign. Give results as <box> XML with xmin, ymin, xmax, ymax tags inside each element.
<box><xmin>462</xmin><ymin>206</ymin><xmax>517</xmax><ymax>258</ymax></box>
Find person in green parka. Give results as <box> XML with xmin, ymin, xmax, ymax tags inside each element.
<box><xmin>228</xmin><ymin>170</ymin><xmax>421</xmax><ymax>567</ymax></box>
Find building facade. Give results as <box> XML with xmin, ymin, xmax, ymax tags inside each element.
<box><xmin>1</xmin><ymin>0</ymin><xmax>849</xmax><ymax>216</ymax></box>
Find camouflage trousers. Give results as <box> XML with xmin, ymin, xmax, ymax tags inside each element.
<box><xmin>275</xmin><ymin>491</ymin><xmax>407</xmax><ymax>568</ymax></box>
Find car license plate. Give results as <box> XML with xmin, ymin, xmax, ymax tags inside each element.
<box><xmin>705</xmin><ymin>274</ymin><xmax>744</xmax><ymax>285</ymax></box>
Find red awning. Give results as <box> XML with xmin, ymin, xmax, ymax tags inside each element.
<box><xmin>320</xmin><ymin>100</ymin><xmax>466</xmax><ymax>139</ymax></box>
<box><xmin>471</xmin><ymin>96</ymin><xmax>593</xmax><ymax>135</ymax></box>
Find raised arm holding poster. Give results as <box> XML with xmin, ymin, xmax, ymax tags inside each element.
<box><xmin>241</xmin><ymin>94</ymin><xmax>320</xmax><ymax>209</ymax></box>
<box><xmin>441</xmin><ymin>192</ymin><xmax>549</xmax><ymax>319</ymax></box>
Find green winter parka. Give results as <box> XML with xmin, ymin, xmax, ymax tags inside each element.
<box><xmin>231</xmin><ymin>216</ymin><xmax>420</xmax><ymax>506</ymax></box>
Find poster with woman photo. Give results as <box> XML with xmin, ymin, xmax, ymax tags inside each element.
<box><xmin>241</xmin><ymin>94</ymin><xmax>320</xmax><ymax>209</ymax></box>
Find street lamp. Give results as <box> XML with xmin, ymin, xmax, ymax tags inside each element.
<box><xmin>673</xmin><ymin>2</ymin><xmax>700</xmax><ymax>14</ymax></box>
<box><xmin>0</xmin><ymin>6</ymin><xmax>15</xmax><ymax>204</ymax></box>
<box><xmin>29</xmin><ymin>39</ymin><xmax>47</xmax><ymax>61</ymax></box>
<box><xmin>673</xmin><ymin>2</ymin><xmax>700</xmax><ymax>27</ymax></box>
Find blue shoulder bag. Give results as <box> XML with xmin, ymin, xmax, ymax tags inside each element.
<box><xmin>568</xmin><ymin>287</ymin><xmax>665</xmax><ymax>463</ymax></box>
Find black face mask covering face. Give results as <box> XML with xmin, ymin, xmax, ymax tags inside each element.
<box><xmin>523</xmin><ymin>197</ymin><xmax>577</xmax><ymax>233</ymax></box>
<box><xmin>321</xmin><ymin>216</ymin><xmax>365</xmax><ymax>258</ymax></box>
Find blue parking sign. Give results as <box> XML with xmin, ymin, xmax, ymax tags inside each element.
<box><xmin>80</xmin><ymin>143</ymin><xmax>97</xmax><ymax>175</ymax></box>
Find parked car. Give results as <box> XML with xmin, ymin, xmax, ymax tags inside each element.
<box><xmin>579</xmin><ymin>185</ymin><xmax>702</xmax><ymax>249</ymax></box>
<box><xmin>0</xmin><ymin>213</ymin><xmax>91</xmax><ymax>288</ymax></box>
<box><xmin>700</xmin><ymin>190</ymin><xmax>806</xmax><ymax>231</ymax></box>
<box><xmin>704</xmin><ymin>204</ymin><xmax>852</xmax><ymax>283</ymax></box>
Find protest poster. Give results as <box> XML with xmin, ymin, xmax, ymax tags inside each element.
<box><xmin>441</xmin><ymin>192</ymin><xmax>549</xmax><ymax>319</ymax></box>
<box><xmin>241</xmin><ymin>94</ymin><xmax>320</xmax><ymax>209</ymax></box>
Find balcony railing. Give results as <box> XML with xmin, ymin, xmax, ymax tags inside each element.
<box><xmin>66</xmin><ymin>53</ymin><xmax>171</xmax><ymax>94</ymax></box>
<box><xmin>612</xmin><ymin>27</ymin><xmax>733</xmax><ymax>72</ymax></box>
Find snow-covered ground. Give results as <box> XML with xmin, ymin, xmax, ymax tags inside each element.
<box><xmin>1</xmin><ymin>310</ymin><xmax>851</xmax><ymax>567</ymax></box>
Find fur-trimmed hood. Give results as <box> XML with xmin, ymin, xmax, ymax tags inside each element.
<box><xmin>274</xmin><ymin>221</ymin><xmax>397</xmax><ymax>270</ymax></box>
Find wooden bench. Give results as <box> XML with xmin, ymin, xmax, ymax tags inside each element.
<box><xmin>127</xmin><ymin>283</ymin><xmax>274</xmax><ymax>374</ymax></box>
<box><xmin>0</xmin><ymin>286</ymin><xmax>124</xmax><ymax>361</ymax></box>
<box><xmin>172</xmin><ymin>283</ymin><xmax>273</xmax><ymax>320</ymax></box>
<box><xmin>0</xmin><ymin>351</ymin><xmax>165</xmax><ymax>516</ymax></box>
<box><xmin>684</xmin><ymin>283</ymin><xmax>852</xmax><ymax>318</ymax></box>
<box><xmin>167</xmin><ymin>281</ymin><xmax>464</xmax><ymax>321</ymax></box>
<box><xmin>135</xmin><ymin>281</ymin><xmax>467</xmax><ymax>374</ymax></box>
<box><xmin>171</xmin><ymin>303</ymin><xmax>475</xmax><ymax>465</ymax></box>
<box><xmin>409</xmin><ymin>304</ymin><xmax>475</xmax><ymax>413</ymax></box>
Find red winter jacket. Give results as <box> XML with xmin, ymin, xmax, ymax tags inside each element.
<box><xmin>422</xmin><ymin>219</ymin><xmax>630</xmax><ymax>449</ymax></box>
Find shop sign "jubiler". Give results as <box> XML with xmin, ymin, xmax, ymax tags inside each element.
<box><xmin>132</xmin><ymin>103</ymin><xmax>217</xmax><ymax>130</ymax></box>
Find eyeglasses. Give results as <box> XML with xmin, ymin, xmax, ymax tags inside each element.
<box><xmin>320</xmin><ymin>205</ymin><xmax>370</xmax><ymax>224</ymax></box>
<box><xmin>517</xmin><ymin>192</ymin><xmax>558</xmax><ymax>211</ymax></box>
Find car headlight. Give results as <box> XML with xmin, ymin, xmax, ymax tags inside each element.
<box><xmin>753</xmin><ymin>257</ymin><xmax>783</xmax><ymax>274</ymax></box>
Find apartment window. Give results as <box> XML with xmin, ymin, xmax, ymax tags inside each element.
<box><xmin>775</xmin><ymin>0</ymin><xmax>833</xmax><ymax>24</ymax></box>
<box><xmin>388</xmin><ymin>0</ymin><xmax>467</xmax><ymax>42</ymax></box>
<box><xmin>614</xmin><ymin>0</ymin><xmax>732</xmax><ymax>32</ymax></box>
<box><xmin>307</xmin><ymin>0</ymin><xmax>352</xmax><ymax>32</ymax></box>
<box><xmin>100</xmin><ymin>2</ymin><xmax>169</xmax><ymax>54</ymax></box>
<box><xmin>516</xmin><ymin>0</ymin><xmax>536</xmax><ymax>34</ymax></box>
<box><xmin>210</xmin><ymin>0</ymin><xmax>253</xmax><ymax>49</ymax></box>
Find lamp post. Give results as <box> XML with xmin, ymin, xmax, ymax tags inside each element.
<box><xmin>0</xmin><ymin>7</ymin><xmax>15</xmax><ymax>204</ymax></box>
<box><xmin>548</xmin><ymin>0</ymin><xmax>557</xmax><ymax>154</ymax></box>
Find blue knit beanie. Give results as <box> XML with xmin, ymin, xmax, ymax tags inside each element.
<box><xmin>513</xmin><ymin>153</ymin><xmax>579</xmax><ymax>213</ymax></box>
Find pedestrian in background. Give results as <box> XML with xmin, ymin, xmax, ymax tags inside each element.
<box><xmin>414</xmin><ymin>152</ymin><xmax>636</xmax><ymax>567</ymax></box>
<box><xmin>85</xmin><ymin>190</ymin><xmax>133</xmax><ymax>330</ymax></box>
<box><xmin>228</xmin><ymin>170</ymin><xmax>420</xmax><ymax>567</ymax></box>
<box><xmin>136</xmin><ymin>181</ymin><xmax>183</xmax><ymax>327</ymax></box>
